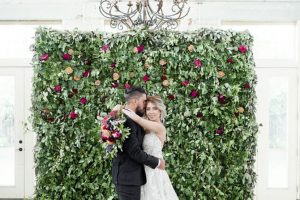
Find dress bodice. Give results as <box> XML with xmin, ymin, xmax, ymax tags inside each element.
<box><xmin>142</xmin><ymin>132</ymin><xmax>163</xmax><ymax>159</ymax></box>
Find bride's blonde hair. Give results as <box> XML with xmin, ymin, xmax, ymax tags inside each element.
<box><xmin>146</xmin><ymin>96</ymin><xmax>166</xmax><ymax>123</ymax></box>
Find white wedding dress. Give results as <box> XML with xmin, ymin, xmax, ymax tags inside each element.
<box><xmin>141</xmin><ymin>132</ymin><xmax>179</xmax><ymax>200</ymax></box>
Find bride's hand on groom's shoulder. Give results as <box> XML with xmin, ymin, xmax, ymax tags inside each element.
<box><xmin>122</xmin><ymin>108</ymin><xmax>138</xmax><ymax>120</ymax></box>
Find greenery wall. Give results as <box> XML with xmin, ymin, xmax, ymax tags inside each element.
<box><xmin>31</xmin><ymin>27</ymin><xmax>258</xmax><ymax>200</ymax></box>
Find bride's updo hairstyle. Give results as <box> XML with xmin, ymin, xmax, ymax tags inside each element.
<box><xmin>146</xmin><ymin>96</ymin><xmax>167</xmax><ymax>123</ymax></box>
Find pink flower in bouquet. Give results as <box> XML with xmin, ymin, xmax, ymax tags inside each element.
<box><xmin>69</xmin><ymin>111</ymin><xmax>77</xmax><ymax>119</ymax></box>
<box><xmin>194</xmin><ymin>58</ymin><xmax>202</xmax><ymax>68</ymax></box>
<box><xmin>143</xmin><ymin>74</ymin><xmax>150</xmax><ymax>82</ymax></box>
<box><xmin>182</xmin><ymin>80</ymin><xmax>189</xmax><ymax>86</ymax></box>
<box><xmin>238</xmin><ymin>45</ymin><xmax>248</xmax><ymax>53</ymax></box>
<box><xmin>54</xmin><ymin>85</ymin><xmax>62</xmax><ymax>93</ymax></box>
<box><xmin>112</xmin><ymin>131</ymin><xmax>122</xmax><ymax>139</ymax></box>
<box><xmin>101</xmin><ymin>44</ymin><xmax>110</xmax><ymax>52</ymax></box>
<box><xmin>190</xmin><ymin>89</ymin><xmax>199</xmax><ymax>98</ymax></box>
<box><xmin>63</xmin><ymin>53</ymin><xmax>72</xmax><ymax>60</ymax></box>
<box><xmin>40</xmin><ymin>53</ymin><xmax>49</xmax><ymax>61</ymax></box>
<box><xmin>80</xmin><ymin>97</ymin><xmax>87</xmax><ymax>105</ymax></box>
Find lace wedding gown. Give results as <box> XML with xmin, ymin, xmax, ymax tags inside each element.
<box><xmin>141</xmin><ymin>132</ymin><xmax>179</xmax><ymax>200</ymax></box>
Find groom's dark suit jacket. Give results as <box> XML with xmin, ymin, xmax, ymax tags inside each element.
<box><xmin>112</xmin><ymin>117</ymin><xmax>159</xmax><ymax>186</ymax></box>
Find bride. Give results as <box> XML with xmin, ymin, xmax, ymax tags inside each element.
<box><xmin>122</xmin><ymin>95</ymin><xmax>178</xmax><ymax>200</ymax></box>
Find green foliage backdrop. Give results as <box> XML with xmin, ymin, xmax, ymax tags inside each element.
<box><xmin>31</xmin><ymin>27</ymin><xmax>258</xmax><ymax>200</ymax></box>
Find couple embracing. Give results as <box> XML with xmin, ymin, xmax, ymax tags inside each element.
<box><xmin>111</xmin><ymin>86</ymin><xmax>178</xmax><ymax>200</ymax></box>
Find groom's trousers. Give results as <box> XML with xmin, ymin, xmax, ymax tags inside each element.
<box><xmin>116</xmin><ymin>184</ymin><xmax>140</xmax><ymax>200</ymax></box>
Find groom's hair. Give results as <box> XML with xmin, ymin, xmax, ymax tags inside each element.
<box><xmin>125</xmin><ymin>86</ymin><xmax>146</xmax><ymax>102</ymax></box>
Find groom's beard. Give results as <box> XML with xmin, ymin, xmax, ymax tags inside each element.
<box><xmin>136</xmin><ymin>106</ymin><xmax>145</xmax><ymax>117</ymax></box>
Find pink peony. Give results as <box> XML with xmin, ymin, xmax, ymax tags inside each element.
<box><xmin>69</xmin><ymin>111</ymin><xmax>78</xmax><ymax>119</ymax></box>
<box><xmin>62</xmin><ymin>53</ymin><xmax>72</xmax><ymax>60</ymax></box>
<box><xmin>238</xmin><ymin>45</ymin><xmax>248</xmax><ymax>53</ymax></box>
<box><xmin>80</xmin><ymin>97</ymin><xmax>87</xmax><ymax>105</ymax></box>
<box><xmin>54</xmin><ymin>85</ymin><xmax>62</xmax><ymax>93</ymax></box>
<box><xmin>40</xmin><ymin>53</ymin><xmax>49</xmax><ymax>61</ymax></box>
<box><xmin>194</xmin><ymin>58</ymin><xmax>202</xmax><ymax>68</ymax></box>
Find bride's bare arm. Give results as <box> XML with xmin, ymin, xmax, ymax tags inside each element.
<box><xmin>122</xmin><ymin>109</ymin><xmax>166</xmax><ymax>134</ymax></box>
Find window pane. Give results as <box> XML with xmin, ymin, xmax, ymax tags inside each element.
<box><xmin>268</xmin><ymin>77</ymin><xmax>288</xmax><ymax>188</ymax></box>
<box><xmin>222</xmin><ymin>23</ymin><xmax>296</xmax><ymax>60</ymax></box>
<box><xmin>0</xmin><ymin>24</ymin><xmax>61</xmax><ymax>59</ymax></box>
<box><xmin>0</xmin><ymin>76</ymin><xmax>15</xmax><ymax>186</ymax></box>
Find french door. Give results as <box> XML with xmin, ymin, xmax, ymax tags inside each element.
<box><xmin>0</xmin><ymin>67</ymin><xmax>25</xmax><ymax>198</ymax></box>
<box><xmin>255</xmin><ymin>68</ymin><xmax>298</xmax><ymax>200</ymax></box>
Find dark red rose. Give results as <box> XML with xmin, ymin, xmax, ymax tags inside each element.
<box><xmin>40</xmin><ymin>53</ymin><xmax>49</xmax><ymax>61</ymax></box>
<box><xmin>218</xmin><ymin>94</ymin><xmax>226</xmax><ymax>104</ymax></box>
<box><xmin>216</xmin><ymin>127</ymin><xmax>224</xmax><ymax>135</ymax></box>
<box><xmin>244</xmin><ymin>83</ymin><xmax>251</xmax><ymax>89</ymax></box>
<box><xmin>238</xmin><ymin>45</ymin><xmax>248</xmax><ymax>53</ymax></box>
<box><xmin>63</xmin><ymin>53</ymin><xmax>72</xmax><ymax>60</ymax></box>
<box><xmin>111</xmin><ymin>62</ymin><xmax>116</xmax><ymax>68</ymax></box>
<box><xmin>80</xmin><ymin>97</ymin><xmax>87</xmax><ymax>105</ymax></box>
<box><xmin>197</xmin><ymin>112</ymin><xmax>203</xmax><ymax>118</ymax></box>
<box><xmin>194</xmin><ymin>58</ymin><xmax>202</xmax><ymax>68</ymax></box>
<box><xmin>69</xmin><ymin>111</ymin><xmax>77</xmax><ymax>119</ymax></box>
<box><xmin>82</xmin><ymin>70</ymin><xmax>90</xmax><ymax>78</ymax></box>
<box><xmin>182</xmin><ymin>80</ymin><xmax>189</xmax><ymax>86</ymax></box>
<box><xmin>54</xmin><ymin>85</ymin><xmax>62</xmax><ymax>93</ymax></box>
<box><xmin>190</xmin><ymin>90</ymin><xmax>199</xmax><ymax>98</ymax></box>
<box><xmin>161</xmin><ymin>75</ymin><xmax>167</xmax><ymax>81</ymax></box>
<box><xmin>143</xmin><ymin>75</ymin><xmax>150</xmax><ymax>82</ymax></box>
<box><xmin>168</xmin><ymin>94</ymin><xmax>175</xmax><ymax>100</ymax></box>
<box><xmin>72</xmin><ymin>88</ymin><xmax>78</xmax><ymax>94</ymax></box>
<box><xmin>227</xmin><ymin>58</ymin><xmax>234</xmax><ymax>63</ymax></box>
<box><xmin>112</xmin><ymin>82</ymin><xmax>119</xmax><ymax>88</ymax></box>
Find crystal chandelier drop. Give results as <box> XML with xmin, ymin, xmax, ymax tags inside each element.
<box><xmin>99</xmin><ymin>0</ymin><xmax>190</xmax><ymax>30</ymax></box>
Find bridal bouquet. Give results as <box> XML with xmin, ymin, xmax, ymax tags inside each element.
<box><xmin>98</xmin><ymin>106</ymin><xmax>131</xmax><ymax>158</ymax></box>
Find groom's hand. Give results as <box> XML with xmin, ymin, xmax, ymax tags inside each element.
<box><xmin>158</xmin><ymin>159</ymin><xmax>165</xmax><ymax>170</ymax></box>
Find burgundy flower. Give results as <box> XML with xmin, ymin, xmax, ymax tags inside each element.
<box><xmin>54</xmin><ymin>85</ymin><xmax>62</xmax><ymax>93</ymax></box>
<box><xmin>112</xmin><ymin>82</ymin><xmax>119</xmax><ymax>88</ymax></box>
<box><xmin>111</xmin><ymin>62</ymin><xmax>116</xmax><ymax>68</ymax></box>
<box><xmin>216</xmin><ymin>127</ymin><xmax>224</xmax><ymax>135</ymax></box>
<box><xmin>101</xmin><ymin>44</ymin><xmax>110</xmax><ymax>52</ymax></box>
<box><xmin>227</xmin><ymin>58</ymin><xmax>234</xmax><ymax>63</ymax></box>
<box><xmin>82</xmin><ymin>70</ymin><xmax>90</xmax><ymax>78</ymax></box>
<box><xmin>234</xmin><ymin>112</ymin><xmax>240</xmax><ymax>117</ymax></box>
<box><xmin>80</xmin><ymin>97</ymin><xmax>87</xmax><ymax>105</ymax></box>
<box><xmin>124</xmin><ymin>83</ymin><xmax>131</xmax><ymax>89</ymax></box>
<box><xmin>161</xmin><ymin>75</ymin><xmax>168</xmax><ymax>81</ymax></box>
<box><xmin>101</xmin><ymin>133</ymin><xmax>109</xmax><ymax>142</ymax></box>
<box><xmin>182</xmin><ymin>80</ymin><xmax>189</xmax><ymax>86</ymax></box>
<box><xmin>168</xmin><ymin>94</ymin><xmax>175</xmax><ymax>100</ymax></box>
<box><xmin>69</xmin><ymin>111</ymin><xmax>78</xmax><ymax>119</ymax></box>
<box><xmin>244</xmin><ymin>83</ymin><xmax>251</xmax><ymax>89</ymax></box>
<box><xmin>218</xmin><ymin>94</ymin><xmax>226</xmax><ymax>104</ymax></box>
<box><xmin>40</xmin><ymin>53</ymin><xmax>49</xmax><ymax>61</ymax></box>
<box><xmin>238</xmin><ymin>45</ymin><xmax>248</xmax><ymax>53</ymax></box>
<box><xmin>62</xmin><ymin>53</ymin><xmax>72</xmax><ymax>60</ymax></box>
<box><xmin>72</xmin><ymin>88</ymin><xmax>78</xmax><ymax>94</ymax></box>
<box><xmin>108</xmin><ymin>136</ymin><xmax>115</xmax><ymax>142</ymax></box>
<box><xmin>135</xmin><ymin>45</ymin><xmax>145</xmax><ymax>53</ymax></box>
<box><xmin>112</xmin><ymin>131</ymin><xmax>122</xmax><ymax>139</ymax></box>
<box><xmin>143</xmin><ymin>74</ymin><xmax>150</xmax><ymax>82</ymax></box>
<box><xmin>194</xmin><ymin>58</ymin><xmax>202</xmax><ymax>68</ymax></box>
<box><xmin>190</xmin><ymin>90</ymin><xmax>199</xmax><ymax>98</ymax></box>
<box><xmin>196</xmin><ymin>112</ymin><xmax>203</xmax><ymax>118</ymax></box>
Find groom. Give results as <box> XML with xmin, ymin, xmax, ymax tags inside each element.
<box><xmin>112</xmin><ymin>86</ymin><xmax>165</xmax><ymax>200</ymax></box>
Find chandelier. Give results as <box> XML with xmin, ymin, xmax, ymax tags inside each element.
<box><xmin>99</xmin><ymin>0</ymin><xmax>190</xmax><ymax>30</ymax></box>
